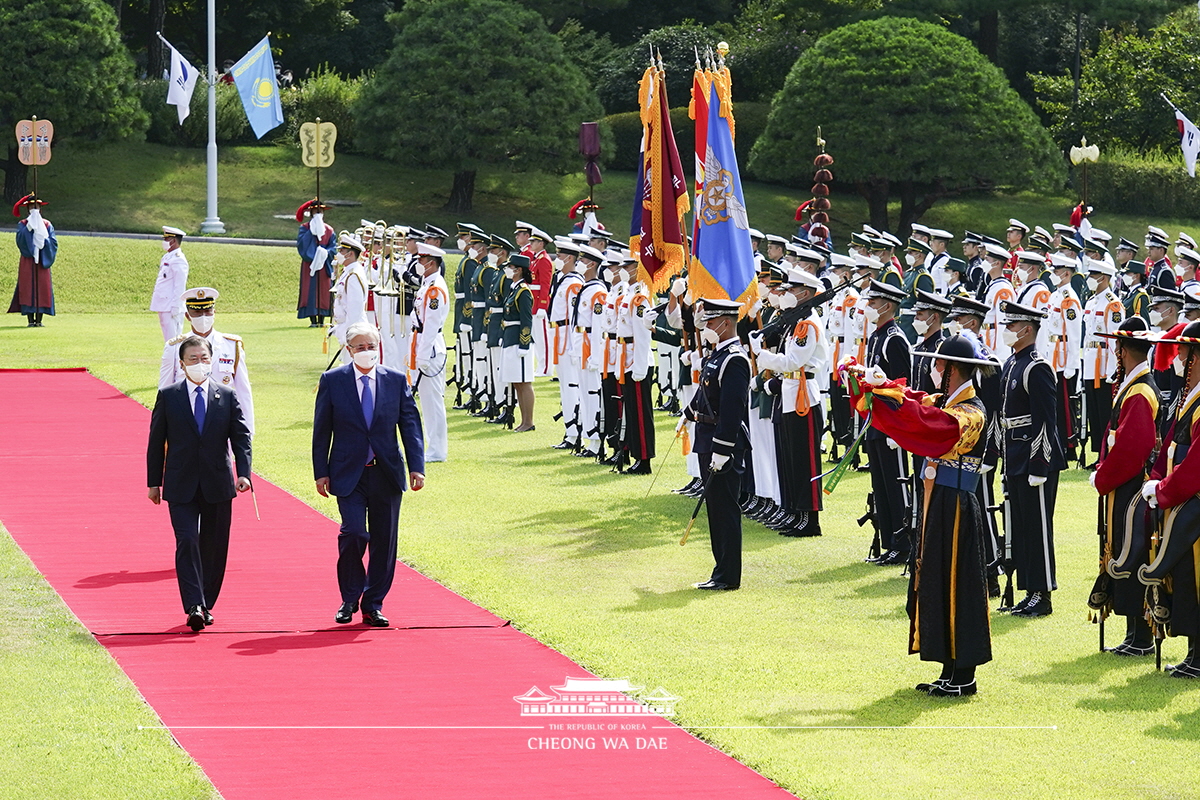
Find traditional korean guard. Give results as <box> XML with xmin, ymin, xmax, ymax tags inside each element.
<box><xmin>151</xmin><ymin>226</ymin><xmax>190</xmax><ymax>341</ymax></box>
<box><xmin>1138</xmin><ymin>320</ymin><xmax>1200</xmax><ymax>677</ymax></box>
<box><xmin>750</xmin><ymin>268</ymin><xmax>829</xmax><ymax>537</ymax></box>
<box><xmin>999</xmin><ymin>300</ymin><xmax>1066</xmax><ymax>618</ymax></box>
<box><xmin>1089</xmin><ymin>318</ymin><xmax>1158</xmax><ymax>656</ymax></box>
<box><xmin>8</xmin><ymin>194</ymin><xmax>57</xmax><ymax>327</ymax></box>
<box><xmin>848</xmin><ymin>333</ymin><xmax>995</xmax><ymax>696</ymax></box>
<box><xmin>295</xmin><ymin>199</ymin><xmax>334</xmax><ymax>327</ymax></box>
<box><xmin>409</xmin><ymin>244</ymin><xmax>450</xmax><ymax>461</ymax></box>
<box><xmin>684</xmin><ymin>298</ymin><xmax>751</xmax><ymax>591</ymax></box>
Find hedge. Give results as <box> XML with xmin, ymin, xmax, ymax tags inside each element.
<box><xmin>604</xmin><ymin>101</ymin><xmax>770</xmax><ymax>178</ymax></box>
<box><xmin>1086</xmin><ymin>147</ymin><xmax>1200</xmax><ymax>218</ymax></box>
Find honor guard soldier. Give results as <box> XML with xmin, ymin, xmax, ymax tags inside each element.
<box><xmin>653</xmin><ymin>283</ymin><xmax>684</xmax><ymax>415</ymax></box>
<box><xmin>1138</xmin><ymin>320</ymin><xmax>1200</xmax><ymax>677</ymax></box>
<box><xmin>749</xmin><ymin>267</ymin><xmax>830</xmax><ymax>536</ymax></box>
<box><xmin>978</xmin><ymin>241</ymin><xmax>1016</xmax><ymax>361</ymax></box>
<box><xmin>1120</xmin><ymin>258</ymin><xmax>1150</xmax><ymax>322</ymax></box>
<box><xmin>618</xmin><ymin>269</ymin><xmax>657</xmax><ymax>473</ymax></box>
<box><xmin>684</xmin><ymin>298</ymin><xmax>752</xmax><ymax>590</ymax></box>
<box><xmin>941</xmin><ymin>257</ymin><xmax>970</xmax><ymax>298</ymax></box>
<box><xmin>1150</xmin><ymin>286</ymin><xmax>1186</xmax><ymax>400</ymax></box>
<box><xmin>899</xmin><ymin>239</ymin><xmax>935</xmax><ymax>342</ymax></box>
<box><xmin>451</xmin><ymin>223</ymin><xmax>483</xmax><ymax>408</ymax></box>
<box><xmin>571</xmin><ymin>245</ymin><xmax>609</xmax><ymax>457</ymax></box>
<box><xmin>527</xmin><ymin>228</ymin><xmax>555</xmax><ymax>377</ymax></box>
<box><xmin>8</xmin><ymin>194</ymin><xmax>57</xmax><ymax>327</ymax></box>
<box><xmin>408</xmin><ymin>244</ymin><xmax>450</xmax><ymax>460</ymax></box>
<box><xmin>485</xmin><ymin>236</ymin><xmax>515</xmax><ymax>426</ymax></box>
<box><xmin>463</xmin><ymin>227</ymin><xmax>492</xmax><ymax>413</ymax></box>
<box><xmin>1184</xmin><ymin>284</ymin><xmax>1200</xmax><ymax>323</ymax></box>
<box><xmin>161</xmin><ymin>288</ymin><xmax>254</xmax><ymax>437</ymax></box>
<box><xmin>925</xmin><ymin>228</ymin><xmax>954</xmax><ymax>293</ymax></box>
<box><xmin>1081</xmin><ymin>258</ymin><xmax>1125</xmax><ymax>460</ymax></box>
<box><xmin>1046</xmin><ymin>253</ymin><xmax>1084</xmax><ymax>463</ymax></box>
<box><xmin>513</xmin><ymin>220</ymin><xmax>534</xmax><ymax>256</ymax></box>
<box><xmin>764</xmin><ymin>234</ymin><xmax>787</xmax><ymax>264</ymax></box>
<box><xmin>861</xmin><ymin>279</ymin><xmax>913</xmax><ymax>565</ymax></box>
<box><xmin>1005</xmin><ymin>218</ymin><xmax>1029</xmax><ymax>264</ymax></box>
<box><xmin>961</xmin><ymin>231</ymin><xmax>986</xmax><ymax>294</ymax></box>
<box><xmin>826</xmin><ymin>254</ymin><xmax>861</xmax><ymax>459</ymax></box>
<box><xmin>600</xmin><ymin>259</ymin><xmax>629</xmax><ymax>460</ymax></box>
<box><xmin>330</xmin><ymin>233</ymin><xmax>369</xmax><ymax>360</ymax></box>
<box><xmin>1175</xmin><ymin>246</ymin><xmax>1200</xmax><ymax>299</ymax></box>
<box><xmin>1146</xmin><ymin>229</ymin><xmax>1174</xmax><ymax>291</ymax></box>
<box><xmin>848</xmin><ymin>333</ymin><xmax>995</xmax><ymax>696</ymax></box>
<box><xmin>469</xmin><ymin>234</ymin><xmax>501</xmax><ymax>418</ymax></box>
<box><xmin>1089</xmin><ymin>318</ymin><xmax>1159</xmax><ymax>656</ymax></box>
<box><xmin>910</xmin><ymin>290</ymin><xmax>951</xmax><ymax>393</ymax></box>
<box><xmin>1014</xmin><ymin>249</ymin><xmax>1054</xmax><ymax>360</ymax></box>
<box><xmin>152</xmin><ymin>226</ymin><xmax>190</xmax><ymax>341</ymax></box>
<box><xmin>295</xmin><ymin>199</ymin><xmax>334</xmax><ymax>327</ymax></box>
<box><xmin>741</xmin><ymin>265</ymin><xmax>782</xmax><ymax>520</ymax></box>
<box><xmin>500</xmin><ymin>254</ymin><xmax>536</xmax><ymax>432</ymax></box>
<box><xmin>998</xmin><ymin>300</ymin><xmax>1066</xmax><ymax>618</ymax></box>
<box><xmin>869</xmin><ymin>236</ymin><xmax>905</xmax><ymax>286</ymax></box>
<box><xmin>549</xmin><ymin>239</ymin><xmax>585</xmax><ymax>448</ymax></box>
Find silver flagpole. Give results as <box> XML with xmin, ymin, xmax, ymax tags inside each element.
<box><xmin>199</xmin><ymin>0</ymin><xmax>225</xmax><ymax>233</ymax></box>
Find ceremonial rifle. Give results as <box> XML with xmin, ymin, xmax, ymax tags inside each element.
<box><xmin>756</xmin><ymin>273</ymin><xmax>870</xmax><ymax>350</ymax></box>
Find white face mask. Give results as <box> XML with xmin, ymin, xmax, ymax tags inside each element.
<box><xmin>1150</xmin><ymin>309</ymin><xmax>1165</xmax><ymax>328</ymax></box>
<box><xmin>1001</xmin><ymin>327</ymin><xmax>1020</xmax><ymax>348</ymax></box>
<box><xmin>912</xmin><ymin>318</ymin><xmax>930</xmax><ymax>337</ymax></box>
<box><xmin>189</xmin><ymin>314</ymin><xmax>214</xmax><ymax>334</ymax></box>
<box><xmin>778</xmin><ymin>292</ymin><xmax>799</xmax><ymax>310</ymax></box>
<box><xmin>457</xmin><ymin>237</ymin><xmax>469</xmax><ymax>251</ymax></box>
<box><xmin>700</xmin><ymin>326</ymin><xmax>720</xmax><ymax>344</ymax></box>
<box><xmin>552</xmin><ymin>257</ymin><xmax>564</xmax><ymax>272</ymax></box>
<box><xmin>162</xmin><ymin>240</ymin><xmax>171</xmax><ymax>252</ymax></box>
<box><xmin>1086</xmin><ymin>276</ymin><xmax>1100</xmax><ymax>293</ymax></box>
<box><xmin>757</xmin><ymin>282</ymin><xmax>769</xmax><ymax>300</ymax></box>
<box><xmin>504</xmin><ymin>267</ymin><xmax>519</xmax><ymax>281</ymax></box>
<box><xmin>1174</xmin><ymin>355</ymin><xmax>1187</xmax><ymax>377</ymax></box>
<box><xmin>1175</xmin><ymin>265</ymin><xmax>1187</xmax><ymax>278</ymax></box>
<box><xmin>487</xmin><ymin>253</ymin><xmax>499</xmax><ymax>266</ymax></box>
<box><xmin>929</xmin><ymin>364</ymin><xmax>943</xmax><ymax>386</ymax></box>
<box><xmin>603</xmin><ymin>269</ymin><xmax>616</xmax><ymax>284</ymax></box>
<box><xmin>183</xmin><ymin>361</ymin><xmax>211</xmax><ymax>383</ymax></box>
<box><xmin>862</xmin><ymin>305</ymin><xmax>881</xmax><ymax>324</ymax></box>
<box><xmin>1049</xmin><ymin>271</ymin><xmax>1064</xmax><ymax>287</ymax></box>
<box><xmin>767</xmin><ymin>292</ymin><xmax>781</xmax><ymax>308</ymax></box>
<box><xmin>1119</xmin><ymin>273</ymin><xmax>1135</xmax><ymax>288</ymax></box>
<box><xmin>904</xmin><ymin>253</ymin><xmax>916</xmax><ymax>267</ymax></box>
<box><xmin>351</xmin><ymin>348</ymin><xmax>379</xmax><ymax>369</ymax></box>
<box><xmin>618</xmin><ymin>268</ymin><xmax>632</xmax><ymax>284</ymax></box>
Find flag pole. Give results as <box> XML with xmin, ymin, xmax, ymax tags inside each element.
<box><xmin>199</xmin><ymin>0</ymin><xmax>225</xmax><ymax>233</ymax></box>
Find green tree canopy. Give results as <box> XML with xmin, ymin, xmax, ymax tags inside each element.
<box><xmin>1032</xmin><ymin>11</ymin><xmax>1200</xmax><ymax>153</ymax></box>
<box><xmin>355</xmin><ymin>0</ymin><xmax>605</xmax><ymax>212</ymax></box>
<box><xmin>0</xmin><ymin>0</ymin><xmax>147</xmax><ymax>203</ymax></box>
<box><xmin>749</xmin><ymin>16</ymin><xmax>1065</xmax><ymax>233</ymax></box>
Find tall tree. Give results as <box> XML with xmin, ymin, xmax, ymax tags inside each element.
<box><xmin>355</xmin><ymin>0</ymin><xmax>605</xmax><ymax>212</ymax></box>
<box><xmin>750</xmin><ymin>17</ymin><xmax>1064</xmax><ymax>233</ymax></box>
<box><xmin>0</xmin><ymin>0</ymin><xmax>148</xmax><ymax>203</ymax></box>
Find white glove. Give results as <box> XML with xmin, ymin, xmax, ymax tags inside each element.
<box><xmin>1064</xmin><ymin>368</ymin><xmax>1076</xmax><ymax>381</ymax></box>
<box><xmin>680</xmin><ymin>350</ymin><xmax>694</xmax><ymax>367</ymax></box>
<box><xmin>1028</xmin><ymin>474</ymin><xmax>1047</xmax><ymax>488</ymax></box>
<box><xmin>748</xmin><ymin>331</ymin><xmax>763</xmax><ymax>354</ymax></box>
<box><xmin>416</xmin><ymin>360</ymin><xmax>433</xmax><ymax>374</ymax></box>
<box><xmin>860</xmin><ymin>365</ymin><xmax>888</xmax><ymax>387</ymax></box>
<box><xmin>710</xmin><ymin>453</ymin><xmax>730</xmax><ymax>472</ymax></box>
<box><xmin>980</xmin><ymin>464</ymin><xmax>994</xmax><ymax>474</ymax></box>
<box><xmin>459</xmin><ymin>323</ymin><xmax>471</xmax><ymax>333</ymax></box>
<box><xmin>1088</xmin><ymin>471</ymin><xmax>1097</xmax><ymax>489</ymax></box>
<box><xmin>632</xmin><ymin>370</ymin><xmax>648</xmax><ymax>383</ymax></box>
<box><xmin>671</xmin><ymin>277</ymin><xmax>687</xmax><ymax>297</ymax></box>
<box><xmin>885</xmin><ymin>437</ymin><xmax>899</xmax><ymax>451</ymax></box>
<box><xmin>1142</xmin><ymin>480</ymin><xmax>1160</xmax><ymax>508</ymax></box>
<box><xmin>675</xmin><ymin>416</ymin><xmax>688</xmax><ymax>433</ymax></box>
<box><xmin>641</xmin><ymin>308</ymin><xmax>659</xmax><ymax>329</ymax></box>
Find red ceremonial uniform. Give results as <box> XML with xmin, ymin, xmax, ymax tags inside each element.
<box><xmin>529</xmin><ymin>250</ymin><xmax>552</xmax><ymax>314</ymax></box>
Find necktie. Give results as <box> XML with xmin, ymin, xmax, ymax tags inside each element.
<box><xmin>194</xmin><ymin>385</ymin><xmax>206</xmax><ymax>431</ymax></box>
<box><xmin>361</xmin><ymin>375</ymin><xmax>375</xmax><ymax>464</ymax></box>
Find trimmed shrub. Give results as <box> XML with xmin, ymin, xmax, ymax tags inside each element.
<box><xmin>138</xmin><ymin>79</ymin><xmax>250</xmax><ymax>147</ymax></box>
<box><xmin>1086</xmin><ymin>146</ymin><xmax>1200</xmax><ymax>218</ymax></box>
<box><xmin>275</xmin><ymin>68</ymin><xmax>363</xmax><ymax>151</ymax></box>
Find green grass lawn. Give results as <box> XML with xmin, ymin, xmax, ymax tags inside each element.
<box><xmin>20</xmin><ymin>140</ymin><xmax>1200</xmax><ymax>248</ymax></box>
<box><xmin>2</xmin><ymin>292</ymin><xmax>1199</xmax><ymax>798</ymax></box>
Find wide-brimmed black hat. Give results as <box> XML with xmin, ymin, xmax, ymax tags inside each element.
<box><xmin>911</xmin><ymin>331</ymin><xmax>997</xmax><ymax>366</ymax></box>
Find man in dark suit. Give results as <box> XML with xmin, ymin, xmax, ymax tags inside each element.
<box><xmin>313</xmin><ymin>322</ymin><xmax>425</xmax><ymax>627</ymax></box>
<box><xmin>147</xmin><ymin>336</ymin><xmax>253</xmax><ymax>632</ymax></box>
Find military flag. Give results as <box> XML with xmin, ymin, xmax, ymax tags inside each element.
<box><xmin>688</xmin><ymin>57</ymin><xmax>711</xmax><ymax>246</ymax></box>
<box><xmin>690</xmin><ymin>72</ymin><xmax>755</xmax><ymax>306</ymax></box>
<box><xmin>630</xmin><ymin>58</ymin><xmax>690</xmax><ymax>293</ymax></box>
<box><xmin>159</xmin><ymin>35</ymin><xmax>198</xmax><ymax>125</ymax></box>
<box><xmin>230</xmin><ymin>35</ymin><xmax>284</xmax><ymax>139</ymax></box>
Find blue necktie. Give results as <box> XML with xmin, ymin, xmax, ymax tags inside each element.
<box><xmin>361</xmin><ymin>375</ymin><xmax>375</xmax><ymax>463</ymax></box>
<box><xmin>194</xmin><ymin>385</ymin><xmax>206</xmax><ymax>432</ymax></box>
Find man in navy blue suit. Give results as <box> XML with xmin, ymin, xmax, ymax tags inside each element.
<box><xmin>148</xmin><ymin>336</ymin><xmax>253</xmax><ymax>632</ymax></box>
<box><xmin>313</xmin><ymin>322</ymin><xmax>426</xmax><ymax>627</ymax></box>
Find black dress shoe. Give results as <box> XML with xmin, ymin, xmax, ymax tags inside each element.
<box><xmin>202</xmin><ymin>608</ymin><xmax>214</xmax><ymax>626</ymax></box>
<box><xmin>362</xmin><ymin>609</ymin><xmax>390</xmax><ymax>627</ymax></box>
<box><xmin>673</xmin><ymin>478</ymin><xmax>701</xmax><ymax>495</ymax></box>
<box><xmin>1109</xmin><ymin>642</ymin><xmax>1154</xmax><ymax>657</ymax></box>
<box><xmin>1168</xmin><ymin>661</ymin><xmax>1200</xmax><ymax>678</ymax></box>
<box><xmin>693</xmin><ymin>580</ymin><xmax>739</xmax><ymax>591</ymax></box>
<box><xmin>875</xmin><ymin>549</ymin><xmax>908</xmax><ymax>566</ymax></box>
<box><xmin>915</xmin><ymin>680</ymin><xmax>946</xmax><ymax>693</ymax></box>
<box><xmin>552</xmin><ymin>439</ymin><xmax>574</xmax><ymax>450</ymax></box>
<box><xmin>335</xmin><ymin>602</ymin><xmax>359</xmax><ymax>624</ymax></box>
<box><xmin>928</xmin><ymin>681</ymin><xmax>977</xmax><ymax>697</ymax></box>
<box><xmin>625</xmin><ymin>460</ymin><xmax>652</xmax><ymax>475</ymax></box>
<box><xmin>187</xmin><ymin>606</ymin><xmax>206</xmax><ymax>632</ymax></box>
<box><xmin>576</xmin><ymin>449</ymin><xmax>600</xmax><ymax>459</ymax></box>
<box><xmin>1011</xmin><ymin>592</ymin><xmax>1052</xmax><ymax>617</ymax></box>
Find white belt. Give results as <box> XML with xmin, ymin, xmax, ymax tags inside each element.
<box><xmin>529</xmin><ymin>284</ymin><xmax>542</xmax><ymax>290</ymax></box>
<box><xmin>471</xmin><ymin>302</ymin><xmax>485</xmax><ymax>308</ymax></box>
<box><xmin>1001</xmin><ymin>415</ymin><xmax>1032</xmax><ymax>429</ymax></box>
<box><xmin>502</xmin><ymin>321</ymin><xmax>519</xmax><ymax>327</ymax></box>
<box><xmin>455</xmin><ymin>292</ymin><xmax>466</xmax><ymax>299</ymax></box>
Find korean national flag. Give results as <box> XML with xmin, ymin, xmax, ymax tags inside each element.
<box><xmin>165</xmin><ymin>42</ymin><xmax>198</xmax><ymax>125</ymax></box>
<box><xmin>231</xmin><ymin>36</ymin><xmax>284</xmax><ymax>139</ymax></box>
<box><xmin>1177</xmin><ymin>109</ymin><xmax>1200</xmax><ymax>178</ymax></box>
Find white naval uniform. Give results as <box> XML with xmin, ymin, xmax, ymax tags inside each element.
<box><xmin>1046</xmin><ymin>283</ymin><xmax>1082</xmax><ymax>379</ymax></box>
<box><xmin>981</xmin><ymin>276</ymin><xmax>1016</xmax><ymax>362</ymax></box>
<box><xmin>150</xmin><ymin>247</ymin><xmax>189</xmax><ymax>341</ymax></box>
<box><xmin>1015</xmin><ymin>275</ymin><xmax>1053</xmax><ymax>360</ymax></box>
<box><xmin>550</xmin><ymin>271</ymin><xmax>584</xmax><ymax>443</ymax></box>
<box><xmin>572</xmin><ymin>279</ymin><xmax>607</xmax><ymax>451</ymax></box>
<box><xmin>160</xmin><ymin>327</ymin><xmax>254</xmax><ymax>437</ymax></box>
<box><xmin>331</xmin><ymin>260</ymin><xmax>369</xmax><ymax>362</ymax></box>
<box><xmin>1082</xmin><ymin>288</ymin><xmax>1123</xmax><ymax>385</ymax></box>
<box><xmin>410</xmin><ymin>271</ymin><xmax>450</xmax><ymax>462</ymax></box>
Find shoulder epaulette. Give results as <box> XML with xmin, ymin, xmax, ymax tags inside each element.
<box><xmin>166</xmin><ymin>333</ymin><xmax>187</xmax><ymax>346</ymax></box>
<box><xmin>222</xmin><ymin>333</ymin><xmax>243</xmax><ymax>343</ymax></box>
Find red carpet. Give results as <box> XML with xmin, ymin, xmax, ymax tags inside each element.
<box><xmin>0</xmin><ymin>370</ymin><xmax>793</xmax><ymax>799</ymax></box>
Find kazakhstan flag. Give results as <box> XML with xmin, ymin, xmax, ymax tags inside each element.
<box><xmin>231</xmin><ymin>36</ymin><xmax>283</xmax><ymax>139</ymax></box>
<box><xmin>691</xmin><ymin>80</ymin><xmax>755</xmax><ymax>306</ymax></box>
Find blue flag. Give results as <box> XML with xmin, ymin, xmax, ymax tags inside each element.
<box><xmin>231</xmin><ymin>36</ymin><xmax>283</xmax><ymax>139</ymax></box>
<box><xmin>691</xmin><ymin>81</ymin><xmax>755</xmax><ymax>305</ymax></box>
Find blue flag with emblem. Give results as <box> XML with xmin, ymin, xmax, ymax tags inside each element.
<box><xmin>690</xmin><ymin>79</ymin><xmax>755</xmax><ymax>306</ymax></box>
<box><xmin>230</xmin><ymin>35</ymin><xmax>283</xmax><ymax>139</ymax></box>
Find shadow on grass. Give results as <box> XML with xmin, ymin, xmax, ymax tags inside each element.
<box><xmin>1075</xmin><ymin>669</ymin><xmax>1200</xmax><ymax>715</ymax></box>
<box><xmin>1022</xmin><ymin>651</ymin><xmax>1140</xmax><ymax>687</ymax></box>
<box><xmin>615</xmin><ymin>586</ymin><xmax>718</xmax><ymax>613</ymax></box>
<box><xmin>752</xmin><ymin>687</ymin><xmax>937</xmax><ymax>730</ymax></box>
<box><xmin>1147</xmin><ymin>700</ymin><xmax>1200</xmax><ymax>740</ymax></box>
<box><xmin>805</xmin><ymin>562</ymin><xmax>881</xmax><ymax>584</ymax></box>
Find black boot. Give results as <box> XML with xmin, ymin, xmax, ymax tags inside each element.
<box><xmin>1168</xmin><ymin>638</ymin><xmax>1199</xmax><ymax>678</ymax></box>
<box><xmin>625</xmin><ymin>459</ymin><xmax>651</xmax><ymax>475</ymax></box>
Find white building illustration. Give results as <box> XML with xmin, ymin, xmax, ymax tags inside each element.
<box><xmin>514</xmin><ymin>677</ymin><xmax>679</xmax><ymax>716</ymax></box>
